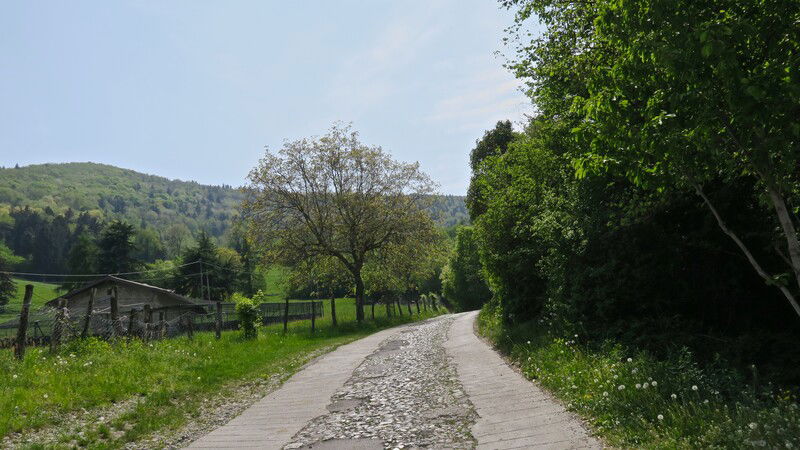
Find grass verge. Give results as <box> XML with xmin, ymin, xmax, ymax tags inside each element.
<box><xmin>0</xmin><ymin>298</ymin><xmax>442</xmax><ymax>448</ymax></box>
<box><xmin>476</xmin><ymin>304</ymin><xmax>800</xmax><ymax>449</ymax></box>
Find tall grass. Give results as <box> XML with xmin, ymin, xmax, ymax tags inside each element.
<box><xmin>477</xmin><ymin>305</ymin><xmax>800</xmax><ymax>449</ymax></box>
<box><xmin>0</xmin><ymin>298</ymin><xmax>441</xmax><ymax>447</ymax></box>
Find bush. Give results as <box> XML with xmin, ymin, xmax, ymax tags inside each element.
<box><xmin>234</xmin><ymin>297</ymin><xmax>260</xmax><ymax>340</ymax></box>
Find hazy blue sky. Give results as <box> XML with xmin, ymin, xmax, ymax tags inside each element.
<box><xmin>1</xmin><ymin>1</ymin><xmax>533</xmax><ymax>194</ymax></box>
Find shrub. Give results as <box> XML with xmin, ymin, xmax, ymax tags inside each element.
<box><xmin>234</xmin><ymin>297</ymin><xmax>260</xmax><ymax>339</ymax></box>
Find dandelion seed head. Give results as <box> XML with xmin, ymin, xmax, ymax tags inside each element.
<box><xmin>657</xmin><ymin>414</ymin><xmax>664</xmax><ymax>420</ymax></box>
<box><xmin>692</xmin><ymin>385</ymin><xmax>699</xmax><ymax>391</ymax></box>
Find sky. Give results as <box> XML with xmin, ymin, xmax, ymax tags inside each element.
<box><xmin>0</xmin><ymin>1</ymin><xmax>533</xmax><ymax>194</ymax></box>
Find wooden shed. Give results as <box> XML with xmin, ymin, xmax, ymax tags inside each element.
<box><xmin>45</xmin><ymin>276</ymin><xmax>207</xmax><ymax>321</ymax></box>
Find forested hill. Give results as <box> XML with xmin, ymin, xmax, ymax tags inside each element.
<box><xmin>0</xmin><ymin>162</ymin><xmax>241</xmax><ymax>240</ymax></box>
<box><xmin>0</xmin><ymin>162</ymin><xmax>467</xmax><ymax>238</ymax></box>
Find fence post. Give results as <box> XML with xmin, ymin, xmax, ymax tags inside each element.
<box><xmin>15</xmin><ymin>285</ymin><xmax>34</xmax><ymax>360</ymax></box>
<box><xmin>110</xmin><ymin>286</ymin><xmax>124</xmax><ymax>337</ymax></box>
<box><xmin>158</xmin><ymin>312</ymin><xmax>166</xmax><ymax>339</ymax></box>
<box><xmin>215</xmin><ymin>301</ymin><xmax>222</xmax><ymax>339</ymax></box>
<box><xmin>127</xmin><ymin>308</ymin><xmax>138</xmax><ymax>341</ymax></box>
<box><xmin>331</xmin><ymin>294</ymin><xmax>338</xmax><ymax>327</ymax></box>
<box><xmin>283</xmin><ymin>298</ymin><xmax>289</xmax><ymax>334</ymax></box>
<box><xmin>415</xmin><ymin>294</ymin><xmax>421</xmax><ymax>314</ymax></box>
<box><xmin>143</xmin><ymin>304</ymin><xmax>152</xmax><ymax>341</ymax></box>
<box><xmin>50</xmin><ymin>298</ymin><xmax>67</xmax><ymax>353</ymax></box>
<box><xmin>311</xmin><ymin>301</ymin><xmax>316</xmax><ymax>333</ymax></box>
<box><xmin>81</xmin><ymin>288</ymin><xmax>95</xmax><ymax>338</ymax></box>
<box><xmin>186</xmin><ymin>314</ymin><xmax>194</xmax><ymax>340</ymax></box>
<box><xmin>423</xmin><ymin>296</ymin><xmax>427</xmax><ymax>312</ymax></box>
<box><xmin>370</xmin><ymin>298</ymin><xmax>375</xmax><ymax>320</ymax></box>
<box><xmin>406</xmin><ymin>295</ymin><xmax>412</xmax><ymax>315</ymax></box>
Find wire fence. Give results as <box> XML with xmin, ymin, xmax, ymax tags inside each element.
<box><xmin>0</xmin><ymin>299</ymin><xmax>324</xmax><ymax>351</ymax></box>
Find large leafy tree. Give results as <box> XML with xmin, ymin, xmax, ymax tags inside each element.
<box><xmin>466</xmin><ymin>120</ymin><xmax>517</xmax><ymax>219</ymax></box>
<box><xmin>503</xmin><ymin>0</ymin><xmax>800</xmax><ymax>318</ymax></box>
<box><xmin>244</xmin><ymin>124</ymin><xmax>438</xmax><ymax>322</ymax></box>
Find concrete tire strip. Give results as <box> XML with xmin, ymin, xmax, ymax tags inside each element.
<box><xmin>445</xmin><ymin>311</ymin><xmax>603</xmax><ymax>450</ymax></box>
<box><xmin>188</xmin><ymin>312</ymin><xmax>603</xmax><ymax>449</ymax></box>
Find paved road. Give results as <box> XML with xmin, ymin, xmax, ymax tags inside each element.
<box><xmin>188</xmin><ymin>312</ymin><xmax>602</xmax><ymax>450</ymax></box>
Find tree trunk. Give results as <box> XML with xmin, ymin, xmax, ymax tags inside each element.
<box><xmin>766</xmin><ymin>186</ymin><xmax>800</xmax><ymax>293</ymax></box>
<box><xmin>370</xmin><ymin>297</ymin><xmax>375</xmax><ymax>320</ymax></box>
<box><xmin>695</xmin><ymin>183</ymin><xmax>800</xmax><ymax>319</ymax></box>
<box><xmin>330</xmin><ymin>291</ymin><xmax>338</xmax><ymax>327</ymax></box>
<box><xmin>406</xmin><ymin>293</ymin><xmax>413</xmax><ymax>315</ymax></box>
<box><xmin>396</xmin><ymin>296</ymin><xmax>403</xmax><ymax>316</ymax></box>
<box><xmin>354</xmin><ymin>273</ymin><xmax>365</xmax><ymax>323</ymax></box>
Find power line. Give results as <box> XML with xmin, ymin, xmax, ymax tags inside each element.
<box><xmin>1</xmin><ymin>260</ymin><xmax>202</xmax><ymax>278</ymax></box>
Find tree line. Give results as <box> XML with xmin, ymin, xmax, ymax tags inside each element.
<box><xmin>446</xmin><ymin>0</ymin><xmax>800</xmax><ymax>384</ymax></box>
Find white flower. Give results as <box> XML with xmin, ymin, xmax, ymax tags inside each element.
<box><xmin>526</xmin><ymin>340</ymin><xmax>531</xmax><ymax>345</ymax></box>
<box><xmin>671</xmin><ymin>393</ymin><xmax>677</xmax><ymax>399</ymax></box>
<box><xmin>631</xmin><ymin>368</ymin><xmax>638</xmax><ymax>374</ymax></box>
<box><xmin>603</xmin><ymin>391</ymin><xmax>608</xmax><ymax>397</ymax></box>
<box><xmin>703</xmin><ymin>399</ymin><xmax>709</xmax><ymax>404</ymax></box>
<box><xmin>651</xmin><ymin>381</ymin><xmax>657</xmax><ymax>387</ymax></box>
<box><xmin>635</xmin><ymin>383</ymin><xmax>642</xmax><ymax>389</ymax></box>
<box><xmin>643</xmin><ymin>382</ymin><xmax>649</xmax><ymax>389</ymax></box>
<box><xmin>12</xmin><ymin>374</ymin><xmax>17</xmax><ymax>379</ymax></box>
<box><xmin>657</xmin><ymin>414</ymin><xmax>664</xmax><ymax>420</ymax></box>
<box><xmin>627</xmin><ymin>357</ymin><xmax>633</xmax><ymax>362</ymax></box>
<box><xmin>618</xmin><ymin>385</ymin><xmax>625</xmax><ymax>390</ymax></box>
<box><xmin>43</xmin><ymin>394</ymin><xmax>48</xmax><ymax>399</ymax></box>
<box><xmin>749</xmin><ymin>422</ymin><xmax>758</xmax><ymax>430</ymax></box>
<box><xmin>692</xmin><ymin>385</ymin><xmax>699</xmax><ymax>391</ymax></box>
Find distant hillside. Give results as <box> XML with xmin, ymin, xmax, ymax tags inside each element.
<box><xmin>0</xmin><ymin>162</ymin><xmax>241</xmax><ymax>239</ymax></box>
<box><xmin>0</xmin><ymin>162</ymin><xmax>467</xmax><ymax>236</ymax></box>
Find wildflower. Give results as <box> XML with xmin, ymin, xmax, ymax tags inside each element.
<box><xmin>651</xmin><ymin>381</ymin><xmax>657</xmax><ymax>387</ymax></box>
<box><xmin>603</xmin><ymin>391</ymin><xmax>608</xmax><ymax>397</ymax></box>
<box><xmin>692</xmin><ymin>385</ymin><xmax>698</xmax><ymax>391</ymax></box>
<box><xmin>643</xmin><ymin>382</ymin><xmax>649</xmax><ymax>389</ymax></box>
<box><xmin>636</xmin><ymin>383</ymin><xmax>642</xmax><ymax>389</ymax></box>
<box><xmin>671</xmin><ymin>393</ymin><xmax>677</xmax><ymax>399</ymax></box>
<box><xmin>749</xmin><ymin>422</ymin><xmax>758</xmax><ymax>430</ymax></box>
<box><xmin>12</xmin><ymin>374</ymin><xmax>17</xmax><ymax>379</ymax></box>
<box><xmin>703</xmin><ymin>399</ymin><xmax>709</xmax><ymax>404</ymax></box>
<box><xmin>43</xmin><ymin>394</ymin><xmax>48</xmax><ymax>399</ymax></box>
<box><xmin>631</xmin><ymin>368</ymin><xmax>638</xmax><ymax>374</ymax></box>
<box><xmin>657</xmin><ymin>414</ymin><xmax>664</xmax><ymax>420</ymax></box>
<box><xmin>197</xmin><ymin>377</ymin><xmax>201</xmax><ymax>381</ymax></box>
<box><xmin>618</xmin><ymin>385</ymin><xmax>625</xmax><ymax>390</ymax></box>
<box><xmin>526</xmin><ymin>340</ymin><xmax>531</xmax><ymax>345</ymax></box>
<box><xmin>627</xmin><ymin>357</ymin><xmax>633</xmax><ymax>362</ymax></box>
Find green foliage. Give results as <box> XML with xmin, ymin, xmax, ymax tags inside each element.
<box><xmin>478</xmin><ymin>305</ymin><xmax>800</xmax><ymax>448</ymax></box>
<box><xmin>0</xmin><ymin>162</ymin><xmax>242</xmax><ymax>243</ymax></box>
<box><xmin>466</xmin><ymin>120</ymin><xmax>517</xmax><ymax>219</ymax></box>
<box><xmin>0</xmin><ymin>242</ymin><xmax>22</xmax><ymax>306</ymax></box>
<box><xmin>173</xmin><ymin>232</ymin><xmax>242</xmax><ymax>301</ymax></box>
<box><xmin>234</xmin><ymin>296</ymin><xmax>260</xmax><ymax>339</ymax></box>
<box><xmin>97</xmin><ymin>220</ymin><xmax>138</xmax><ymax>274</ymax></box>
<box><xmin>440</xmin><ymin>226</ymin><xmax>491</xmax><ymax>311</ymax></box>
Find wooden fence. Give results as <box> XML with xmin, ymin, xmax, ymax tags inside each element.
<box><xmin>0</xmin><ymin>284</ymin><xmax>325</xmax><ymax>357</ymax></box>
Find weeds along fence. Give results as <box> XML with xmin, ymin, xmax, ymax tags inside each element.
<box><xmin>0</xmin><ymin>285</ymin><xmax>324</xmax><ymax>357</ymax></box>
